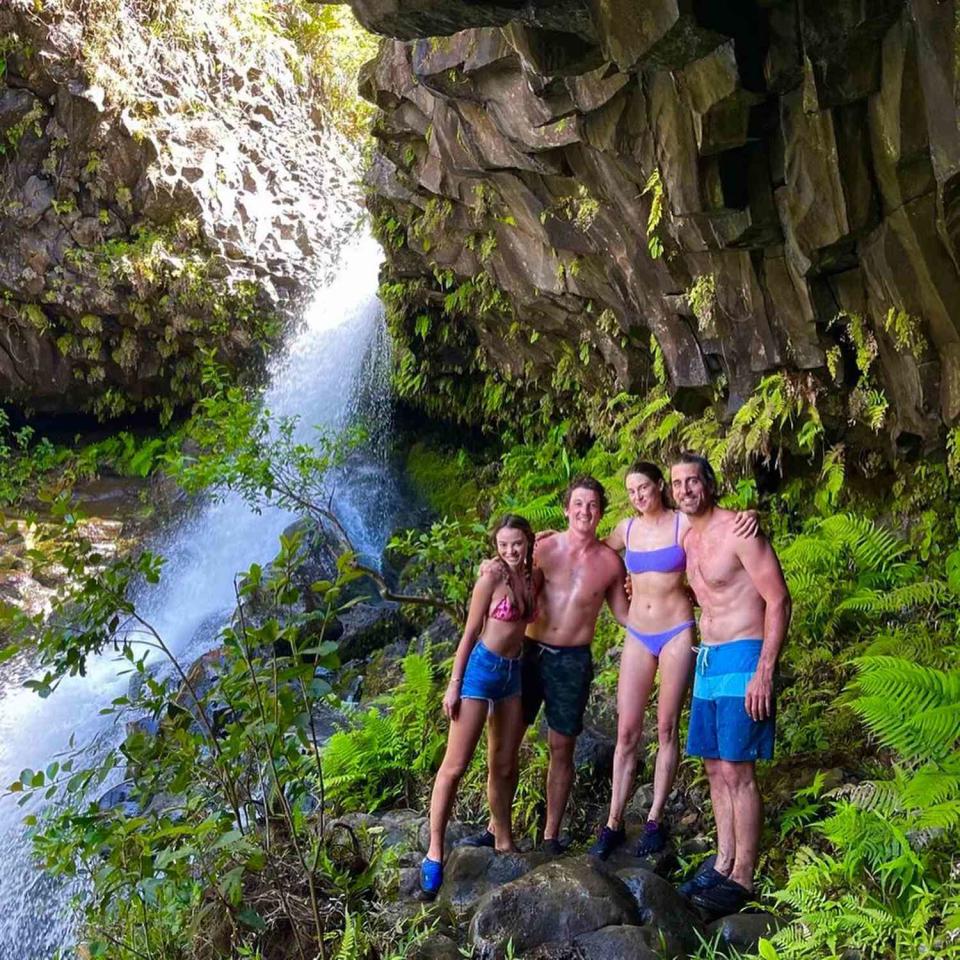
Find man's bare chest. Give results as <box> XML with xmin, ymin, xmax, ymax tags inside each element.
<box><xmin>542</xmin><ymin>555</ymin><xmax>608</xmax><ymax>603</ymax></box>
<box><xmin>687</xmin><ymin>536</ymin><xmax>740</xmax><ymax>591</ymax></box>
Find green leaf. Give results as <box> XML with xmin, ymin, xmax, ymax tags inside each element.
<box><xmin>757</xmin><ymin>938</ymin><xmax>779</xmax><ymax>960</ymax></box>
<box><xmin>237</xmin><ymin>907</ymin><xmax>267</xmax><ymax>930</ymax></box>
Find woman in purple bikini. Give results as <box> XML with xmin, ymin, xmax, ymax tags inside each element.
<box><xmin>589</xmin><ymin>462</ymin><xmax>756</xmax><ymax>860</ymax></box>
<box><xmin>420</xmin><ymin>514</ymin><xmax>542</xmax><ymax>897</ymax></box>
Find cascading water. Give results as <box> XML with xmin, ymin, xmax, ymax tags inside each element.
<box><xmin>0</xmin><ymin>233</ymin><xmax>403</xmax><ymax>957</ymax></box>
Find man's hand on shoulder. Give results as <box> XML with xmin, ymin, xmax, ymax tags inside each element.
<box><xmin>477</xmin><ymin>558</ymin><xmax>506</xmax><ymax>581</ymax></box>
<box><xmin>732</xmin><ymin>509</ymin><xmax>761</xmax><ymax>539</ymax></box>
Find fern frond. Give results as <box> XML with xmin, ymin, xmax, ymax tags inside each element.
<box><xmin>335</xmin><ymin>910</ymin><xmax>362</xmax><ymax>960</ymax></box>
<box><xmin>831</xmin><ymin>581</ymin><xmax>944</xmax><ymax>620</ymax></box>
<box><xmin>819</xmin><ymin>514</ymin><xmax>908</xmax><ymax>573</ymax></box>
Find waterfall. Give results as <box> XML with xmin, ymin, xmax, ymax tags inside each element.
<box><xmin>0</xmin><ymin>233</ymin><xmax>401</xmax><ymax>957</ymax></box>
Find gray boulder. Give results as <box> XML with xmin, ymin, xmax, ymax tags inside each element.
<box><xmin>469</xmin><ymin>856</ymin><xmax>641</xmax><ymax>955</ymax></box>
<box><xmin>614</xmin><ymin>866</ymin><xmax>705</xmax><ymax>958</ymax></box>
<box><xmin>573</xmin><ymin>924</ymin><xmax>661</xmax><ymax>960</ymax></box>
<box><xmin>440</xmin><ymin>846</ymin><xmax>542</xmax><ymax>916</ymax></box>
<box><xmin>707</xmin><ymin>912</ymin><xmax>781</xmax><ymax>952</ymax></box>
<box><xmin>410</xmin><ymin>933</ymin><xmax>462</xmax><ymax>960</ymax></box>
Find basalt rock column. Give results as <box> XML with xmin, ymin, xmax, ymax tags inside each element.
<box><xmin>353</xmin><ymin>0</ymin><xmax>960</xmax><ymax>450</ymax></box>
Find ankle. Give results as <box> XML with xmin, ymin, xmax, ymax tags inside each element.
<box><xmin>730</xmin><ymin>869</ymin><xmax>754</xmax><ymax>891</ymax></box>
<box><xmin>606</xmin><ymin>817</ymin><xmax>623</xmax><ymax>831</ymax></box>
<box><xmin>714</xmin><ymin>855</ymin><xmax>734</xmax><ymax>875</ymax></box>
<box><xmin>426</xmin><ymin>845</ymin><xmax>443</xmax><ymax>862</ymax></box>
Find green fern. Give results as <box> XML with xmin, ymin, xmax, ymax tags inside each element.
<box><xmin>335</xmin><ymin>910</ymin><xmax>362</xmax><ymax>960</ymax></box>
<box><xmin>322</xmin><ymin>649</ymin><xmax>446</xmax><ymax>811</ymax></box>
<box><xmin>850</xmin><ymin>657</ymin><xmax>960</xmax><ymax>763</ymax></box>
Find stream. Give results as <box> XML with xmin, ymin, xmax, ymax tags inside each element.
<box><xmin>0</xmin><ymin>233</ymin><xmax>404</xmax><ymax>957</ymax></box>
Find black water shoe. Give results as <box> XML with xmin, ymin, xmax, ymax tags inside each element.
<box><xmin>540</xmin><ymin>836</ymin><xmax>572</xmax><ymax>855</ymax></box>
<box><xmin>588</xmin><ymin>825</ymin><xmax>626</xmax><ymax>860</ymax></box>
<box><xmin>634</xmin><ymin>819</ymin><xmax>667</xmax><ymax>856</ymax></box>
<box><xmin>691</xmin><ymin>877</ymin><xmax>752</xmax><ymax>917</ymax></box>
<box><xmin>455</xmin><ymin>829</ymin><xmax>496</xmax><ymax>849</ymax></box>
<box><xmin>677</xmin><ymin>854</ymin><xmax>725</xmax><ymax>899</ymax></box>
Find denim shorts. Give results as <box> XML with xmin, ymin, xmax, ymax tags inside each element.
<box><xmin>461</xmin><ymin>640</ymin><xmax>522</xmax><ymax>705</ymax></box>
<box><xmin>686</xmin><ymin>639</ymin><xmax>775</xmax><ymax>762</ymax></box>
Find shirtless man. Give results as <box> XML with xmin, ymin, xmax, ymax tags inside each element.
<box><xmin>671</xmin><ymin>453</ymin><xmax>791</xmax><ymax>916</ymax></box>
<box><xmin>463</xmin><ymin>475</ymin><xmax>630</xmax><ymax>852</ymax></box>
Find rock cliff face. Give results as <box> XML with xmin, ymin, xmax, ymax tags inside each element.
<box><xmin>352</xmin><ymin>0</ymin><xmax>960</xmax><ymax>451</ymax></box>
<box><xmin>0</xmin><ymin>0</ymin><xmax>359</xmax><ymax>418</ymax></box>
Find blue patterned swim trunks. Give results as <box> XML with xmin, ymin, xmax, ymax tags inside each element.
<box><xmin>686</xmin><ymin>639</ymin><xmax>775</xmax><ymax>762</ymax></box>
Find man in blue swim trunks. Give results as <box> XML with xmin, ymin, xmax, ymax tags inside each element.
<box><xmin>671</xmin><ymin>453</ymin><xmax>791</xmax><ymax>916</ymax></box>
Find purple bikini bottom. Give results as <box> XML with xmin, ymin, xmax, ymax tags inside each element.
<box><xmin>627</xmin><ymin>620</ymin><xmax>696</xmax><ymax>657</ymax></box>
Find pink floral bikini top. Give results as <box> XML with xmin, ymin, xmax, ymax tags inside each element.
<box><xmin>489</xmin><ymin>593</ymin><xmax>536</xmax><ymax>622</ymax></box>
<box><xmin>489</xmin><ymin>568</ymin><xmax>537</xmax><ymax>622</ymax></box>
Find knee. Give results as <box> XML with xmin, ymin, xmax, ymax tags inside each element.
<box><xmin>490</xmin><ymin>753</ymin><xmax>516</xmax><ymax>782</ymax></box>
<box><xmin>657</xmin><ymin>716</ymin><xmax>678</xmax><ymax>746</ymax></box>
<box><xmin>616</xmin><ymin>723</ymin><xmax>643</xmax><ymax>753</ymax></box>
<box><xmin>439</xmin><ymin>758</ymin><xmax>469</xmax><ymax>783</ymax></box>
<box><xmin>719</xmin><ymin>762</ymin><xmax>755</xmax><ymax>792</ymax></box>
<box><xmin>548</xmin><ymin>739</ymin><xmax>575</xmax><ymax>768</ymax></box>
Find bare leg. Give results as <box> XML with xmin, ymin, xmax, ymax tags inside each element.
<box><xmin>486</xmin><ymin>695</ymin><xmax>524</xmax><ymax>852</ymax></box>
<box><xmin>544</xmin><ymin>728</ymin><xmax>577</xmax><ymax>840</ymax></box>
<box><xmin>704</xmin><ymin>758</ymin><xmax>735</xmax><ymax>876</ymax></box>
<box><xmin>484</xmin><ymin>711</ymin><xmax>527</xmax><ymax>839</ymax></box>
<box><xmin>606</xmin><ymin>638</ymin><xmax>658</xmax><ymax>829</ymax></box>
<box><xmin>647</xmin><ymin>630</ymin><xmax>695</xmax><ymax>823</ymax></box>
<box><xmin>427</xmin><ymin>699</ymin><xmax>489</xmax><ymax>862</ymax></box>
<box><xmin>720</xmin><ymin>760</ymin><xmax>761</xmax><ymax>891</ymax></box>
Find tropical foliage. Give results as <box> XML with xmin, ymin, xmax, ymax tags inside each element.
<box><xmin>379</xmin><ymin>373</ymin><xmax>960</xmax><ymax>960</ymax></box>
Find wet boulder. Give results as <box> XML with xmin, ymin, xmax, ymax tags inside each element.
<box><xmin>573</xmin><ymin>924</ymin><xmax>661</xmax><ymax>960</ymax></box>
<box><xmin>707</xmin><ymin>911</ymin><xmax>782</xmax><ymax>952</ymax></box>
<box><xmin>613</xmin><ymin>866</ymin><xmax>705</xmax><ymax>957</ymax></box>
<box><xmin>468</xmin><ymin>856</ymin><xmax>641</xmax><ymax>955</ymax></box>
<box><xmin>440</xmin><ymin>846</ymin><xmax>543</xmax><ymax>917</ymax></box>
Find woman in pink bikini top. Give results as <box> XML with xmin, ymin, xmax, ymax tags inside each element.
<box><xmin>588</xmin><ymin>461</ymin><xmax>757</xmax><ymax>862</ymax></box>
<box><xmin>420</xmin><ymin>515</ymin><xmax>543</xmax><ymax>897</ymax></box>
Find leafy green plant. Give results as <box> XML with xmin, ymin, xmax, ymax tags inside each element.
<box><xmin>0</xmin><ymin>411</ymin><xmax>61</xmax><ymax>506</ymax></box>
<box><xmin>388</xmin><ymin>518</ymin><xmax>487</xmax><ymax>621</ymax></box>
<box><xmin>687</xmin><ymin>273</ymin><xmax>717</xmax><ymax>336</ymax></box>
<box><xmin>641</xmin><ymin>169</ymin><xmax>665</xmax><ymax>259</ymax></box>
<box><xmin>322</xmin><ymin>648</ymin><xmax>447</xmax><ymax>811</ymax></box>
<box><xmin>772</xmin><ymin>656</ymin><xmax>960</xmax><ymax>960</ymax></box>
<box><xmin>11</xmin><ymin>520</ymin><xmax>374</xmax><ymax>960</ymax></box>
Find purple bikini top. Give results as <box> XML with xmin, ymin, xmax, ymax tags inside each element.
<box><xmin>624</xmin><ymin>513</ymin><xmax>686</xmax><ymax>575</ymax></box>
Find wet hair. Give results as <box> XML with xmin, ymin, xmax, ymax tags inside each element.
<box><xmin>491</xmin><ymin>514</ymin><xmax>535</xmax><ymax>578</ymax></box>
<box><xmin>562</xmin><ymin>474</ymin><xmax>608</xmax><ymax>515</ymax></box>
<box><xmin>674</xmin><ymin>451</ymin><xmax>718</xmax><ymax>499</ymax></box>
<box><xmin>626</xmin><ymin>460</ymin><xmax>672</xmax><ymax>508</ymax></box>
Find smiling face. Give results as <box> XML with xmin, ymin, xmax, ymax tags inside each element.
<box><xmin>671</xmin><ymin>462</ymin><xmax>712</xmax><ymax>516</ymax></box>
<box><xmin>564</xmin><ymin>486</ymin><xmax>603</xmax><ymax>535</ymax></box>
<box><xmin>626</xmin><ymin>471</ymin><xmax>663</xmax><ymax>515</ymax></box>
<box><xmin>495</xmin><ymin>526</ymin><xmax>530</xmax><ymax>569</ymax></box>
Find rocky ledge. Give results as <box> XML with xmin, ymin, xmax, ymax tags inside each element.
<box><xmin>0</xmin><ymin>0</ymin><xmax>360</xmax><ymax>418</ymax></box>
<box><xmin>352</xmin><ymin>0</ymin><xmax>960</xmax><ymax>450</ymax></box>
<box><xmin>344</xmin><ymin>806</ymin><xmax>781</xmax><ymax>960</ymax></box>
